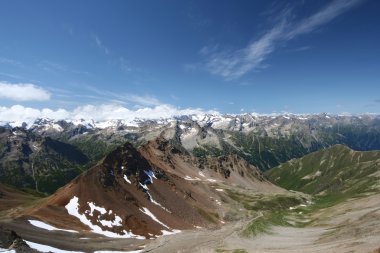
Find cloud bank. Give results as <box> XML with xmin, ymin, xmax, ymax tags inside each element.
<box><xmin>0</xmin><ymin>81</ymin><xmax>51</xmax><ymax>101</ymax></box>
<box><xmin>203</xmin><ymin>0</ymin><xmax>364</xmax><ymax>80</ymax></box>
<box><xmin>0</xmin><ymin>104</ymin><xmax>219</xmax><ymax>127</ymax></box>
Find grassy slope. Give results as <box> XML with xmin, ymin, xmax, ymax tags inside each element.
<box><xmin>266</xmin><ymin>144</ymin><xmax>380</xmax><ymax>194</ymax></box>
<box><xmin>233</xmin><ymin>145</ymin><xmax>380</xmax><ymax>238</ymax></box>
<box><xmin>265</xmin><ymin>144</ymin><xmax>380</xmax><ymax>211</ymax></box>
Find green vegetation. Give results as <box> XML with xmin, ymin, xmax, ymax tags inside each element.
<box><xmin>225</xmin><ymin>189</ymin><xmax>308</xmax><ymax>237</ymax></box>
<box><xmin>193</xmin><ymin>146</ymin><xmax>226</xmax><ymax>158</ymax></box>
<box><xmin>242</xmin><ymin>211</ymin><xmax>290</xmax><ymax>236</ymax></box>
<box><xmin>266</xmin><ymin>144</ymin><xmax>380</xmax><ymax>198</ymax></box>
<box><xmin>237</xmin><ymin>144</ymin><xmax>380</xmax><ymax>237</ymax></box>
<box><xmin>64</xmin><ymin>136</ymin><xmax>122</xmax><ymax>164</ymax></box>
<box><xmin>225</xmin><ymin>190</ymin><xmax>303</xmax><ymax>211</ymax></box>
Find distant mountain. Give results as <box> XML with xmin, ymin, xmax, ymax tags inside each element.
<box><xmin>265</xmin><ymin>144</ymin><xmax>380</xmax><ymax>197</ymax></box>
<box><xmin>18</xmin><ymin>113</ymin><xmax>380</xmax><ymax>171</ymax></box>
<box><xmin>1</xmin><ymin>113</ymin><xmax>380</xmax><ymax>193</ymax></box>
<box><xmin>0</xmin><ymin>126</ymin><xmax>89</xmax><ymax>193</ymax></box>
<box><xmin>29</xmin><ymin>138</ymin><xmax>279</xmax><ymax>238</ymax></box>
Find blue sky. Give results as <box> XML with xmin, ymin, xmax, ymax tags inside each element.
<box><xmin>0</xmin><ymin>0</ymin><xmax>379</xmax><ymax>120</ymax></box>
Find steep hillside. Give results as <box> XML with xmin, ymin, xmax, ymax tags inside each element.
<box><xmin>266</xmin><ymin>144</ymin><xmax>380</xmax><ymax>198</ymax></box>
<box><xmin>27</xmin><ymin>139</ymin><xmax>280</xmax><ymax>240</ymax></box>
<box><xmin>0</xmin><ymin>127</ymin><xmax>89</xmax><ymax>193</ymax></box>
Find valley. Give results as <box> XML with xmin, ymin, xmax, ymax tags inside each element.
<box><xmin>1</xmin><ymin>0</ymin><xmax>379</xmax><ymax>252</ymax></box>
<box><xmin>0</xmin><ymin>115</ymin><xmax>379</xmax><ymax>252</ymax></box>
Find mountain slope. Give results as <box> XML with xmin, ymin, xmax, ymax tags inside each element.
<box><xmin>27</xmin><ymin>139</ymin><xmax>281</xmax><ymax>239</ymax></box>
<box><xmin>0</xmin><ymin>127</ymin><xmax>89</xmax><ymax>193</ymax></box>
<box><xmin>0</xmin><ymin>184</ymin><xmax>43</xmax><ymax>216</ymax></box>
<box><xmin>266</xmin><ymin>144</ymin><xmax>380</xmax><ymax>197</ymax></box>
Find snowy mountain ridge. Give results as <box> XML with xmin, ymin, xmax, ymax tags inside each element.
<box><xmin>2</xmin><ymin>112</ymin><xmax>379</xmax><ymax>131</ymax></box>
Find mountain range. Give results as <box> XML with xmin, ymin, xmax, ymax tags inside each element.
<box><xmin>1</xmin><ymin>113</ymin><xmax>380</xmax><ymax>193</ymax></box>
<box><xmin>0</xmin><ymin>113</ymin><xmax>380</xmax><ymax>252</ymax></box>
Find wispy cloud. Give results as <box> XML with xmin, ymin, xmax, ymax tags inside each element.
<box><xmin>0</xmin><ymin>81</ymin><xmax>51</xmax><ymax>101</ymax></box>
<box><xmin>85</xmin><ymin>85</ymin><xmax>162</xmax><ymax>106</ymax></box>
<box><xmin>202</xmin><ymin>0</ymin><xmax>364</xmax><ymax>80</ymax></box>
<box><xmin>62</xmin><ymin>23</ymin><xmax>74</xmax><ymax>36</ymax></box>
<box><xmin>119</xmin><ymin>57</ymin><xmax>132</xmax><ymax>73</ymax></box>
<box><xmin>127</xmin><ymin>94</ymin><xmax>161</xmax><ymax>106</ymax></box>
<box><xmin>0</xmin><ymin>72</ymin><xmax>24</xmax><ymax>80</ymax></box>
<box><xmin>40</xmin><ymin>61</ymin><xmax>90</xmax><ymax>76</ymax></box>
<box><xmin>0</xmin><ymin>56</ymin><xmax>24</xmax><ymax>67</ymax></box>
<box><xmin>287</xmin><ymin>46</ymin><xmax>312</xmax><ymax>52</ymax></box>
<box><xmin>94</xmin><ymin>35</ymin><xmax>110</xmax><ymax>55</ymax></box>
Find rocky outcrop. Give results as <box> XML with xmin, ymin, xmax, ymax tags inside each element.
<box><xmin>0</xmin><ymin>226</ymin><xmax>35</xmax><ymax>252</ymax></box>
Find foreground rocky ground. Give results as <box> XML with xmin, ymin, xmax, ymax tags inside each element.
<box><xmin>141</xmin><ymin>192</ymin><xmax>380</xmax><ymax>253</ymax></box>
<box><xmin>1</xmin><ymin>141</ymin><xmax>379</xmax><ymax>252</ymax></box>
<box><xmin>1</xmin><ymin>188</ymin><xmax>379</xmax><ymax>253</ymax></box>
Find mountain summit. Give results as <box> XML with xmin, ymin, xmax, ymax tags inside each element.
<box><xmin>29</xmin><ymin>138</ymin><xmax>279</xmax><ymax>239</ymax></box>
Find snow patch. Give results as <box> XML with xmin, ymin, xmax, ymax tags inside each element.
<box><xmin>25</xmin><ymin>240</ymin><xmax>84</xmax><ymax>253</ymax></box>
<box><xmin>215</xmin><ymin>188</ymin><xmax>224</xmax><ymax>192</ymax></box>
<box><xmin>184</xmin><ymin>175</ymin><xmax>201</xmax><ymax>181</ymax></box>
<box><xmin>65</xmin><ymin>196</ymin><xmax>145</xmax><ymax>239</ymax></box>
<box><xmin>160</xmin><ymin>229</ymin><xmax>181</xmax><ymax>236</ymax></box>
<box><xmin>198</xmin><ymin>171</ymin><xmax>206</xmax><ymax>177</ymax></box>
<box><xmin>206</xmin><ymin>178</ymin><xmax>217</xmax><ymax>183</ymax></box>
<box><xmin>51</xmin><ymin>123</ymin><xmax>63</xmax><ymax>132</ymax></box>
<box><xmin>139</xmin><ymin>183</ymin><xmax>149</xmax><ymax>191</ymax></box>
<box><xmin>140</xmin><ymin>207</ymin><xmax>170</xmax><ymax>229</ymax></box>
<box><xmin>0</xmin><ymin>248</ymin><xmax>15</xmax><ymax>253</ymax></box>
<box><xmin>88</xmin><ymin>202</ymin><xmax>107</xmax><ymax>216</ymax></box>
<box><xmin>124</xmin><ymin>174</ymin><xmax>132</xmax><ymax>184</ymax></box>
<box><xmin>99</xmin><ymin>215</ymin><xmax>123</xmax><ymax>228</ymax></box>
<box><xmin>28</xmin><ymin>220</ymin><xmax>78</xmax><ymax>233</ymax></box>
<box><xmin>147</xmin><ymin>192</ymin><xmax>171</xmax><ymax>213</ymax></box>
<box><xmin>139</xmin><ymin>207</ymin><xmax>182</xmax><ymax>236</ymax></box>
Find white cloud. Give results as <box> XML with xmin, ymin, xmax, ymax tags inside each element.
<box><xmin>94</xmin><ymin>35</ymin><xmax>110</xmax><ymax>55</ymax></box>
<box><xmin>202</xmin><ymin>0</ymin><xmax>364</xmax><ymax>80</ymax></box>
<box><xmin>0</xmin><ymin>82</ymin><xmax>51</xmax><ymax>101</ymax></box>
<box><xmin>286</xmin><ymin>0</ymin><xmax>363</xmax><ymax>39</ymax></box>
<box><xmin>0</xmin><ymin>104</ymin><xmax>219</xmax><ymax>126</ymax></box>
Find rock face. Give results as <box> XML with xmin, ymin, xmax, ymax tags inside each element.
<box><xmin>0</xmin><ymin>226</ymin><xmax>35</xmax><ymax>252</ymax></box>
<box><xmin>29</xmin><ymin>138</ymin><xmax>280</xmax><ymax>238</ymax></box>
